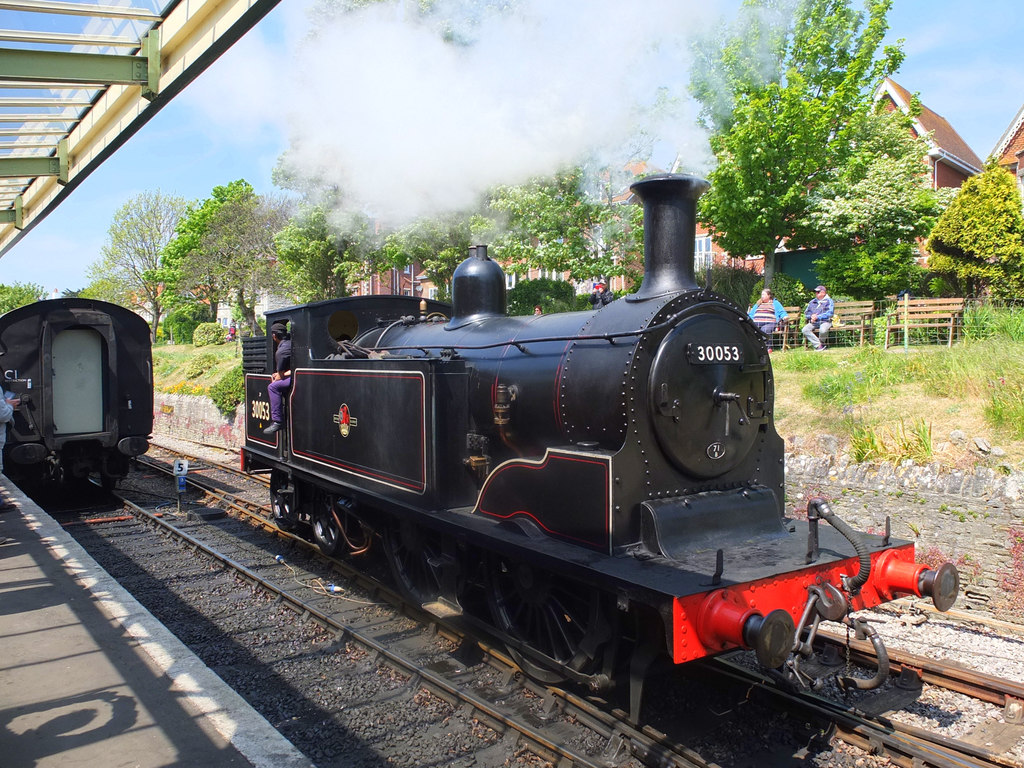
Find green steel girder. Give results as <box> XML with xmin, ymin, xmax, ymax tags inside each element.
<box><xmin>141</xmin><ymin>28</ymin><xmax>160</xmax><ymax>100</ymax></box>
<box><xmin>0</xmin><ymin>28</ymin><xmax>160</xmax><ymax>99</ymax></box>
<box><xmin>0</xmin><ymin>138</ymin><xmax>68</xmax><ymax>183</ymax></box>
<box><xmin>0</xmin><ymin>197</ymin><xmax>24</xmax><ymax>229</ymax></box>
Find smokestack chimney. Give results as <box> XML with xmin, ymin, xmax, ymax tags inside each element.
<box><xmin>627</xmin><ymin>173</ymin><xmax>710</xmax><ymax>301</ymax></box>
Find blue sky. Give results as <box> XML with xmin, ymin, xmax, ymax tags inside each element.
<box><xmin>1</xmin><ymin>0</ymin><xmax>1022</xmax><ymax>293</ymax></box>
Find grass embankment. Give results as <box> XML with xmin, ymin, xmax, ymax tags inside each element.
<box><xmin>772</xmin><ymin>340</ymin><xmax>1024</xmax><ymax>471</ymax></box>
<box><xmin>154</xmin><ymin>336</ymin><xmax>1024</xmax><ymax>471</ymax></box>
<box><xmin>153</xmin><ymin>342</ymin><xmax>244</xmax><ymax>410</ymax></box>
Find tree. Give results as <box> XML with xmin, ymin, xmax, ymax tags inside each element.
<box><xmin>805</xmin><ymin>106</ymin><xmax>937</xmax><ymax>298</ymax></box>
<box><xmin>380</xmin><ymin>213</ymin><xmax>480</xmax><ymax>302</ymax></box>
<box><xmin>507</xmin><ymin>277</ymin><xmax>578</xmax><ymax>316</ymax></box>
<box><xmin>691</xmin><ymin>0</ymin><xmax>903</xmax><ymax>286</ymax></box>
<box><xmin>0</xmin><ymin>282</ymin><xmax>44</xmax><ymax>313</ymax></box>
<box><xmin>488</xmin><ymin>167</ymin><xmax>638</xmax><ymax>283</ymax></box>
<box><xmin>276</xmin><ymin>204</ymin><xmax>373</xmax><ymax>303</ymax></box>
<box><xmin>85</xmin><ymin>190</ymin><xmax>187</xmax><ymax>339</ymax></box>
<box><xmin>927</xmin><ymin>162</ymin><xmax>1024</xmax><ymax>298</ymax></box>
<box><xmin>162</xmin><ymin>180</ymin><xmax>253</xmax><ymax>320</ymax></box>
<box><xmin>201</xmin><ymin>191</ymin><xmax>292</xmax><ymax>335</ymax></box>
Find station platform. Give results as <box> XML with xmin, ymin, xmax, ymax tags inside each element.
<box><xmin>0</xmin><ymin>476</ymin><xmax>313</xmax><ymax>768</ymax></box>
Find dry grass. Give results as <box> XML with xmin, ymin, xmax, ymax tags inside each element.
<box><xmin>772</xmin><ymin>345</ymin><xmax>1024</xmax><ymax>471</ymax></box>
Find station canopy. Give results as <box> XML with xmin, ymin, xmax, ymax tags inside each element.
<box><xmin>0</xmin><ymin>0</ymin><xmax>281</xmax><ymax>257</ymax></box>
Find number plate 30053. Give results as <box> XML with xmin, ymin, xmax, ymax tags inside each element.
<box><xmin>686</xmin><ymin>343</ymin><xmax>744</xmax><ymax>365</ymax></box>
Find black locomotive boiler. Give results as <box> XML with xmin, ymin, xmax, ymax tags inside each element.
<box><xmin>0</xmin><ymin>298</ymin><xmax>153</xmax><ymax>488</ymax></box>
<box><xmin>242</xmin><ymin>174</ymin><xmax>959</xmax><ymax>714</ymax></box>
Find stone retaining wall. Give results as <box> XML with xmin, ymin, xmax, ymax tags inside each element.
<box><xmin>786</xmin><ymin>452</ymin><xmax>1024</xmax><ymax>616</ymax></box>
<box><xmin>152</xmin><ymin>392</ymin><xmax>244</xmax><ymax>449</ymax></box>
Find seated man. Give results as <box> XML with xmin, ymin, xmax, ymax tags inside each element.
<box><xmin>263</xmin><ymin>322</ymin><xmax>292</xmax><ymax>434</ymax></box>
<box><xmin>802</xmin><ymin>285</ymin><xmax>834</xmax><ymax>351</ymax></box>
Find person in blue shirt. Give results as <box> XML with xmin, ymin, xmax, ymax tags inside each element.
<box><xmin>747</xmin><ymin>288</ymin><xmax>788</xmax><ymax>336</ymax></box>
<box><xmin>802</xmin><ymin>285</ymin><xmax>834</xmax><ymax>351</ymax></box>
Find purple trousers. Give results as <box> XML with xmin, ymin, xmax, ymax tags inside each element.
<box><xmin>268</xmin><ymin>376</ymin><xmax>291</xmax><ymax>423</ymax></box>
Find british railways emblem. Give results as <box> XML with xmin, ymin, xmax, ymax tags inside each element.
<box><xmin>333</xmin><ymin>404</ymin><xmax>358</xmax><ymax>437</ymax></box>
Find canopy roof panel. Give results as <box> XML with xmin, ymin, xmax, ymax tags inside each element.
<box><xmin>0</xmin><ymin>0</ymin><xmax>281</xmax><ymax>256</ymax></box>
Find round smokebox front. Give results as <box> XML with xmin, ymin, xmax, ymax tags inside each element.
<box><xmin>648</xmin><ymin>310</ymin><xmax>766</xmax><ymax>479</ymax></box>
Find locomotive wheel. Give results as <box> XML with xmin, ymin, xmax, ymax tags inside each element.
<box><xmin>383</xmin><ymin>519</ymin><xmax>444</xmax><ymax>606</ymax></box>
<box><xmin>312</xmin><ymin>494</ymin><xmax>341</xmax><ymax>557</ymax></box>
<box><xmin>269</xmin><ymin>470</ymin><xmax>298</xmax><ymax>533</ymax></box>
<box><xmin>486</xmin><ymin>558</ymin><xmax>605</xmax><ymax>684</ymax></box>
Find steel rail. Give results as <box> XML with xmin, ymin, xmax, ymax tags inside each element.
<box><xmin>135</xmin><ymin>455</ymin><xmax>271</xmax><ymax>519</ymax></box>
<box><xmin>818</xmin><ymin>628</ymin><xmax>1024</xmax><ymax>715</ymax></box>
<box><xmin>145</xmin><ymin>444</ymin><xmax>270</xmax><ymax>486</ymax></box>
<box><xmin>711</xmin><ymin>657</ymin><xmax>1015</xmax><ymax>768</ymax></box>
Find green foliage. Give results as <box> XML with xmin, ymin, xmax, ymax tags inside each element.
<box><xmin>692</xmin><ymin>0</ymin><xmax>903</xmax><ymax>285</ymax></box>
<box><xmin>488</xmin><ymin>167</ymin><xmax>638</xmax><ymax>282</ymax></box>
<box><xmin>849</xmin><ymin>421</ymin><xmax>885</xmax><ymax>462</ymax></box>
<box><xmin>192</xmin><ymin>322</ymin><xmax>225</xmax><ymax>347</ymax></box>
<box><xmin>776</xmin><ymin>336</ymin><xmax>1024</xmax><ymax>443</ymax></box>
<box><xmin>161</xmin><ymin>180</ymin><xmax>256</xmax><ymax>318</ymax></box>
<box><xmin>275</xmin><ymin>202</ymin><xmax>369</xmax><ymax>303</ymax></box>
<box><xmin>927</xmin><ymin>162</ymin><xmax>1024</xmax><ymax>298</ymax></box>
<box><xmin>798</xmin><ymin>346</ymin><xmax>913</xmax><ymax>406</ymax></box>
<box><xmin>814</xmin><ymin>243</ymin><xmax>923</xmax><ymax>300</ymax></box>
<box><xmin>507</xmin><ymin>278</ymin><xmax>578</xmax><ymax>316</ymax></box>
<box><xmin>0</xmin><ymin>282</ymin><xmax>44</xmax><ymax>313</ymax></box>
<box><xmin>707</xmin><ymin>264</ymin><xmax>761</xmax><ymax>309</ymax></box>
<box><xmin>750</xmin><ymin>273</ymin><xmax>807</xmax><ymax>308</ymax></box>
<box><xmin>183</xmin><ymin>352</ymin><xmax>219</xmax><ymax>380</ymax></box>
<box><xmin>847</xmin><ymin>418</ymin><xmax>932</xmax><ymax>465</ymax></box>
<box><xmin>962</xmin><ymin>304</ymin><xmax>1024</xmax><ymax>342</ymax></box>
<box><xmin>163</xmin><ymin>302</ymin><xmax>212</xmax><ymax>346</ymax></box>
<box><xmin>381</xmin><ymin>213</ymin><xmax>475</xmax><ymax>303</ymax></box>
<box><xmin>209</xmin><ymin>365</ymin><xmax>245</xmax><ymax>414</ymax></box>
<box><xmin>85</xmin><ymin>189</ymin><xmax>187</xmax><ymax>340</ymax></box>
<box><xmin>984</xmin><ymin>382</ymin><xmax>1024</xmax><ymax>440</ymax></box>
<box><xmin>800</xmin><ymin>106</ymin><xmax>940</xmax><ymax>254</ymax></box>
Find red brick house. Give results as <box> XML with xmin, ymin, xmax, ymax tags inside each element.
<box><xmin>876</xmin><ymin>78</ymin><xmax>983</xmax><ymax>189</ymax></box>
<box><xmin>992</xmin><ymin>102</ymin><xmax>1024</xmax><ymax>199</ymax></box>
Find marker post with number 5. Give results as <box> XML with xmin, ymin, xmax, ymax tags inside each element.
<box><xmin>173</xmin><ymin>458</ymin><xmax>189</xmax><ymax>514</ymax></box>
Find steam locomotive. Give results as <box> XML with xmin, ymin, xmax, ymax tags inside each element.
<box><xmin>241</xmin><ymin>174</ymin><xmax>959</xmax><ymax>716</ymax></box>
<box><xmin>0</xmin><ymin>298</ymin><xmax>153</xmax><ymax>488</ymax></box>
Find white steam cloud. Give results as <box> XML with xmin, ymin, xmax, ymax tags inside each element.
<box><xmin>257</xmin><ymin>0</ymin><xmax>729</xmax><ymax>219</ymax></box>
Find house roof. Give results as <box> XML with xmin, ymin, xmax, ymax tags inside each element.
<box><xmin>877</xmin><ymin>78</ymin><xmax>983</xmax><ymax>175</ymax></box>
<box><xmin>991</xmin><ymin>102</ymin><xmax>1024</xmax><ymax>168</ymax></box>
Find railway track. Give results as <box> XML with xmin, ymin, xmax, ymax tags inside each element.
<box><xmin>111</xmin><ymin>449</ymin><xmax>1024</xmax><ymax>767</ymax></box>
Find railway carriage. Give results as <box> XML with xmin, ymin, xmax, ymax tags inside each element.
<box><xmin>242</xmin><ymin>174</ymin><xmax>959</xmax><ymax>716</ymax></box>
<box><xmin>0</xmin><ymin>298</ymin><xmax>153</xmax><ymax>488</ymax></box>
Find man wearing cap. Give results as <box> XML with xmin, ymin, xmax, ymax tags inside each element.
<box><xmin>263</xmin><ymin>321</ymin><xmax>292</xmax><ymax>435</ymax></box>
<box><xmin>589</xmin><ymin>280</ymin><xmax>613</xmax><ymax>310</ymax></box>
<box><xmin>802</xmin><ymin>285</ymin><xmax>834</xmax><ymax>351</ymax></box>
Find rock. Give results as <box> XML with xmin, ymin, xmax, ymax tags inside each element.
<box><xmin>973</xmin><ymin>437</ymin><xmax>992</xmax><ymax>454</ymax></box>
<box><xmin>818</xmin><ymin>434</ymin><xmax>840</xmax><ymax>456</ymax></box>
<box><xmin>950</xmin><ymin>429</ymin><xmax>967</xmax><ymax>444</ymax></box>
<box><xmin>991</xmin><ymin>446</ymin><xmax>1006</xmax><ymax>457</ymax></box>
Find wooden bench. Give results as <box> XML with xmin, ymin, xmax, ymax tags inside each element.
<box><xmin>884</xmin><ymin>298</ymin><xmax>966</xmax><ymax>348</ymax></box>
<box><xmin>830</xmin><ymin>300</ymin><xmax>877</xmax><ymax>347</ymax></box>
<box><xmin>771</xmin><ymin>306</ymin><xmax>802</xmax><ymax>351</ymax></box>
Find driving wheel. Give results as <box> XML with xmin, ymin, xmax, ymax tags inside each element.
<box><xmin>486</xmin><ymin>557</ymin><xmax>607</xmax><ymax>684</ymax></box>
